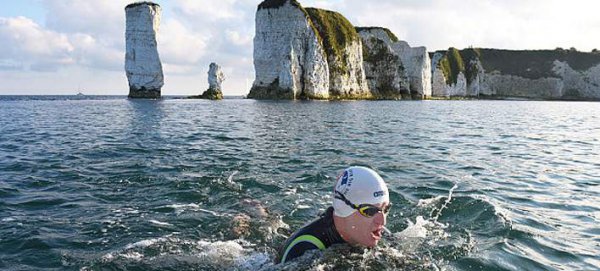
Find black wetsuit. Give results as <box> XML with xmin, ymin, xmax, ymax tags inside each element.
<box><xmin>276</xmin><ymin>207</ymin><xmax>345</xmax><ymax>263</ymax></box>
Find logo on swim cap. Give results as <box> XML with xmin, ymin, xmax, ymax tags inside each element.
<box><xmin>373</xmin><ymin>191</ymin><xmax>386</xmax><ymax>197</ymax></box>
<box><xmin>340</xmin><ymin>171</ymin><xmax>349</xmax><ymax>186</ymax></box>
<box><xmin>333</xmin><ymin>166</ymin><xmax>389</xmax><ymax>217</ymax></box>
<box><xmin>336</xmin><ymin>169</ymin><xmax>354</xmax><ymax>195</ymax></box>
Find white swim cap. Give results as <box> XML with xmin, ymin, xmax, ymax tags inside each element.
<box><xmin>333</xmin><ymin>166</ymin><xmax>389</xmax><ymax>217</ymax></box>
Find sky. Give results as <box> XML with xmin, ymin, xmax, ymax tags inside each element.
<box><xmin>1</xmin><ymin>0</ymin><xmax>599</xmax><ymax>96</ymax></box>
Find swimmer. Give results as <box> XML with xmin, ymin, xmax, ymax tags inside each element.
<box><xmin>277</xmin><ymin>166</ymin><xmax>392</xmax><ymax>263</ymax></box>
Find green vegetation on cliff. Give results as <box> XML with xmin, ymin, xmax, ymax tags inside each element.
<box><xmin>475</xmin><ymin>49</ymin><xmax>600</xmax><ymax>79</ymax></box>
<box><xmin>355</xmin><ymin>27</ymin><xmax>399</xmax><ymax>42</ymax></box>
<box><xmin>461</xmin><ymin>48</ymin><xmax>481</xmax><ymax>84</ymax></box>
<box><xmin>305</xmin><ymin>8</ymin><xmax>360</xmax><ymax>74</ymax></box>
<box><xmin>438</xmin><ymin>47</ymin><xmax>465</xmax><ymax>85</ymax></box>
<box><xmin>257</xmin><ymin>0</ymin><xmax>301</xmax><ymax>10</ymax></box>
<box><xmin>434</xmin><ymin>47</ymin><xmax>600</xmax><ymax>82</ymax></box>
<box><xmin>126</xmin><ymin>1</ymin><xmax>160</xmax><ymax>9</ymax></box>
<box><xmin>362</xmin><ymin>38</ymin><xmax>395</xmax><ymax>64</ymax></box>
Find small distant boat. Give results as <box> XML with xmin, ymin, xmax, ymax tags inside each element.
<box><xmin>76</xmin><ymin>92</ymin><xmax>85</xmax><ymax>96</ymax></box>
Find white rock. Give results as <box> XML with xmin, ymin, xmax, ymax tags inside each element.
<box><xmin>208</xmin><ymin>63</ymin><xmax>225</xmax><ymax>90</ymax></box>
<box><xmin>357</xmin><ymin>27</ymin><xmax>431</xmax><ymax>99</ymax></box>
<box><xmin>325</xmin><ymin>38</ymin><xmax>371</xmax><ymax>99</ymax></box>
<box><xmin>395</xmin><ymin>43</ymin><xmax>432</xmax><ymax>98</ymax></box>
<box><xmin>125</xmin><ymin>2</ymin><xmax>164</xmax><ymax>98</ymax></box>
<box><xmin>357</xmin><ymin>28</ymin><xmax>409</xmax><ymax>99</ymax></box>
<box><xmin>552</xmin><ymin>60</ymin><xmax>600</xmax><ymax>99</ymax></box>
<box><xmin>249</xmin><ymin>0</ymin><xmax>329</xmax><ymax>99</ymax></box>
<box><xmin>249</xmin><ymin>0</ymin><xmax>372</xmax><ymax>99</ymax></box>
<box><xmin>431</xmin><ymin>51</ymin><xmax>468</xmax><ymax>97</ymax></box>
<box><xmin>480</xmin><ymin>73</ymin><xmax>563</xmax><ymax>98</ymax></box>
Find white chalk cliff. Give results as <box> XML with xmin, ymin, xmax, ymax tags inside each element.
<box><xmin>249</xmin><ymin>0</ymin><xmax>371</xmax><ymax>99</ymax></box>
<box><xmin>357</xmin><ymin>27</ymin><xmax>432</xmax><ymax>99</ymax></box>
<box><xmin>249</xmin><ymin>0</ymin><xmax>329</xmax><ymax>99</ymax></box>
<box><xmin>357</xmin><ymin>27</ymin><xmax>409</xmax><ymax>99</ymax></box>
<box><xmin>431</xmin><ymin>49</ymin><xmax>600</xmax><ymax>100</ymax></box>
<box><xmin>125</xmin><ymin>2</ymin><xmax>164</xmax><ymax>99</ymax></box>
<box><xmin>395</xmin><ymin>41</ymin><xmax>432</xmax><ymax>98</ymax></box>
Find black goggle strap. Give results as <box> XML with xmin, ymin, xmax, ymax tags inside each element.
<box><xmin>334</xmin><ymin>190</ymin><xmax>358</xmax><ymax>210</ymax></box>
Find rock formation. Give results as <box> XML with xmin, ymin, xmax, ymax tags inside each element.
<box><xmin>201</xmin><ymin>63</ymin><xmax>225</xmax><ymax>100</ymax></box>
<box><xmin>125</xmin><ymin>2</ymin><xmax>164</xmax><ymax>99</ymax></box>
<box><xmin>249</xmin><ymin>0</ymin><xmax>329</xmax><ymax>99</ymax></box>
<box><xmin>249</xmin><ymin>0</ymin><xmax>370</xmax><ymax>100</ymax></box>
<box><xmin>356</xmin><ymin>27</ymin><xmax>432</xmax><ymax>99</ymax></box>
<box><xmin>304</xmin><ymin>8</ymin><xmax>370</xmax><ymax>99</ymax></box>
<box><xmin>431</xmin><ymin>48</ymin><xmax>600</xmax><ymax>100</ymax></box>
<box><xmin>356</xmin><ymin>27</ymin><xmax>409</xmax><ymax>99</ymax></box>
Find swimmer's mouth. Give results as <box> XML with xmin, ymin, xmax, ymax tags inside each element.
<box><xmin>371</xmin><ymin>228</ymin><xmax>382</xmax><ymax>239</ymax></box>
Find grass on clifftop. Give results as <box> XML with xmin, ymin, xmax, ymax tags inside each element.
<box><xmin>258</xmin><ymin>0</ymin><xmax>301</xmax><ymax>10</ymax></box>
<box><xmin>435</xmin><ymin>47</ymin><xmax>600</xmax><ymax>81</ymax></box>
<box><xmin>126</xmin><ymin>1</ymin><xmax>160</xmax><ymax>9</ymax></box>
<box><xmin>355</xmin><ymin>27</ymin><xmax>399</xmax><ymax>43</ymax></box>
<box><xmin>476</xmin><ymin>49</ymin><xmax>600</xmax><ymax>79</ymax></box>
<box><xmin>305</xmin><ymin>8</ymin><xmax>360</xmax><ymax>74</ymax></box>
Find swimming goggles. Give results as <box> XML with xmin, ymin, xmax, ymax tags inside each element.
<box><xmin>334</xmin><ymin>191</ymin><xmax>392</xmax><ymax>218</ymax></box>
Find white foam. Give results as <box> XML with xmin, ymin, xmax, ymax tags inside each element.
<box><xmin>394</xmin><ymin>216</ymin><xmax>431</xmax><ymax>239</ymax></box>
<box><xmin>1</xmin><ymin>217</ymin><xmax>15</xmax><ymax>222</ymax></box>
<box><xmin>125</xmin><ymin>238</ymin><xmax>165</xmax><ymax>250</ymax></box>
<box><xmin>227</xmin><ymin>171</ymin><xmax>238</xmax><ymax>184</ymax></box>
<box><xmin>296</xmin><ymin>204</ymin><xmax>311</xmax><ymax>209</ymax></box>
<box><xmin>417</xmin><ymin>196</ymin><xmax>445</xmax><ymax>207</ymax></box>
<box><xmin>167</xmin><ymin>203</ymin><xmax>201</xmax><ymax>209</ymax></box>
<box><xmin>149</xmin><ymin>220</ymin><xmax>173</xmax><ymax>227</ymax></box>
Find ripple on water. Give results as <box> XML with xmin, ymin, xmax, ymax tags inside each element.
<box><xmin>1</xmin><ymin>99</ymin><xmax>599</xmax><ymax>270</ymax></box>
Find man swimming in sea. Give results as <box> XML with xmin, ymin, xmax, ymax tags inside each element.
<box><xmin>276</xmin><ymin>166</ymin><xmax>391</xmax><ymax>263</ymax></box>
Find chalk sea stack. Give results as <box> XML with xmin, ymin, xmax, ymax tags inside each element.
<box><xmin>249</xmin><ymin>0</ymin><xmax>370</xmax><ymax>100</ymax></box>
<box><xmin>191</xmin><ymin>63</ymin><xmax>225</xmax><ymax>100</ymax></box>
<box><xmin>125</xmin><ymin>2</ymin><xmax>164</xmax><ymax>99</ymax></box>
<box><xmin>188</xmin><ymin>63</ymin><xmax>225</xmax><ymax>100</ymax></box>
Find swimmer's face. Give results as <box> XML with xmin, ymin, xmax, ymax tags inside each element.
<box><xmin>345</xmin><ymin>201</ymin><xmax>389</xmax><ymax>247</ymax></box>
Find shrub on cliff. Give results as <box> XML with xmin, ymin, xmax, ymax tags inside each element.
<box><xmin>439</xmin><ymin>47</ymin><xmax>465</xmax><ymax>85</ymax></box>
<box><xmin>461</xmin><ymin>48</ymin><xmax>482</xmax><ymax>84</ymax></box>
<box><xmin>126</xmin><ymin>1</ymin><xmax>160</xmax><ymax>9</ymax></box>
<box><xmin>475</xmin><ymin>49</ymin><xmax>600</xmax><ymax>79</ymax></box>
<box><xmin>305</xmin><ymin>8</ymin><xmax>360</xmax><ymax>74</ymax></box>
<box><xmin>355</xmin><ymin>27</ymin><xmax>399</xmax><ymax>43</ymax></box>
<box><xmin>258</xmin><ymin>0</ymin><xmax>302</xmax><ymax>10</ymax></box>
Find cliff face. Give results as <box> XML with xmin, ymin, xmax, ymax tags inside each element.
<box><xmin>249</xmin><ymin>0</ymin><xmax>329</xmax><ymax>99</ymax></box>
<box><xmin>249</xmin><ymin>0</ymin><xmax>370</xmax><ymax>100</ymax></box>
<box><xmin>125</xmin><ymin>2</ymin><xmax>164</xmax><ymax>99</ymax></box>
<box><xmin>431</xmin><ymin>48</ymin><xmax>600</xmax><ymax>100</ymax></box>
<box><xmin>396</xmin><ymin>41</ymin><xmax>432</xmax><ymax>99</ymax></box>
<box><xmin>356</xmin><ymin>27</ymin><xmax>409</xmax><ymax>99</ymax></box>
<box><xmin>305</xmin><ymin>8</ymin><xmax>370</xmax><ymax>99</ymax></box>
<box><xmin>356</xmin><ymin>27</ymin><xmax>432</xmax><ymax>99</ymax></box>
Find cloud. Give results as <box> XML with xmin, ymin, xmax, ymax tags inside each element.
<box><xmin>0</xmin><ymin>16</ymin><xmax>75</xmax><ymax>71</ymax></box>
<box><xmin>159</xmin><ymin>19</ymin><xmax>208</xmax><ymax>68</ymax></box>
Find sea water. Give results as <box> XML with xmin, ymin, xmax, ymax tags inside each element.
<box><xmin>0</xmin><ymin>96</ymin><xmax>598</xmax><ymax>270</ymax></box>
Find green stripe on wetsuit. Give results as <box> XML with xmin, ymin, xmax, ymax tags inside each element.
<box><xmin>281</xmin><ymin>234</ymin><xmax>326</xmax><ymax>263</ymax></box>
